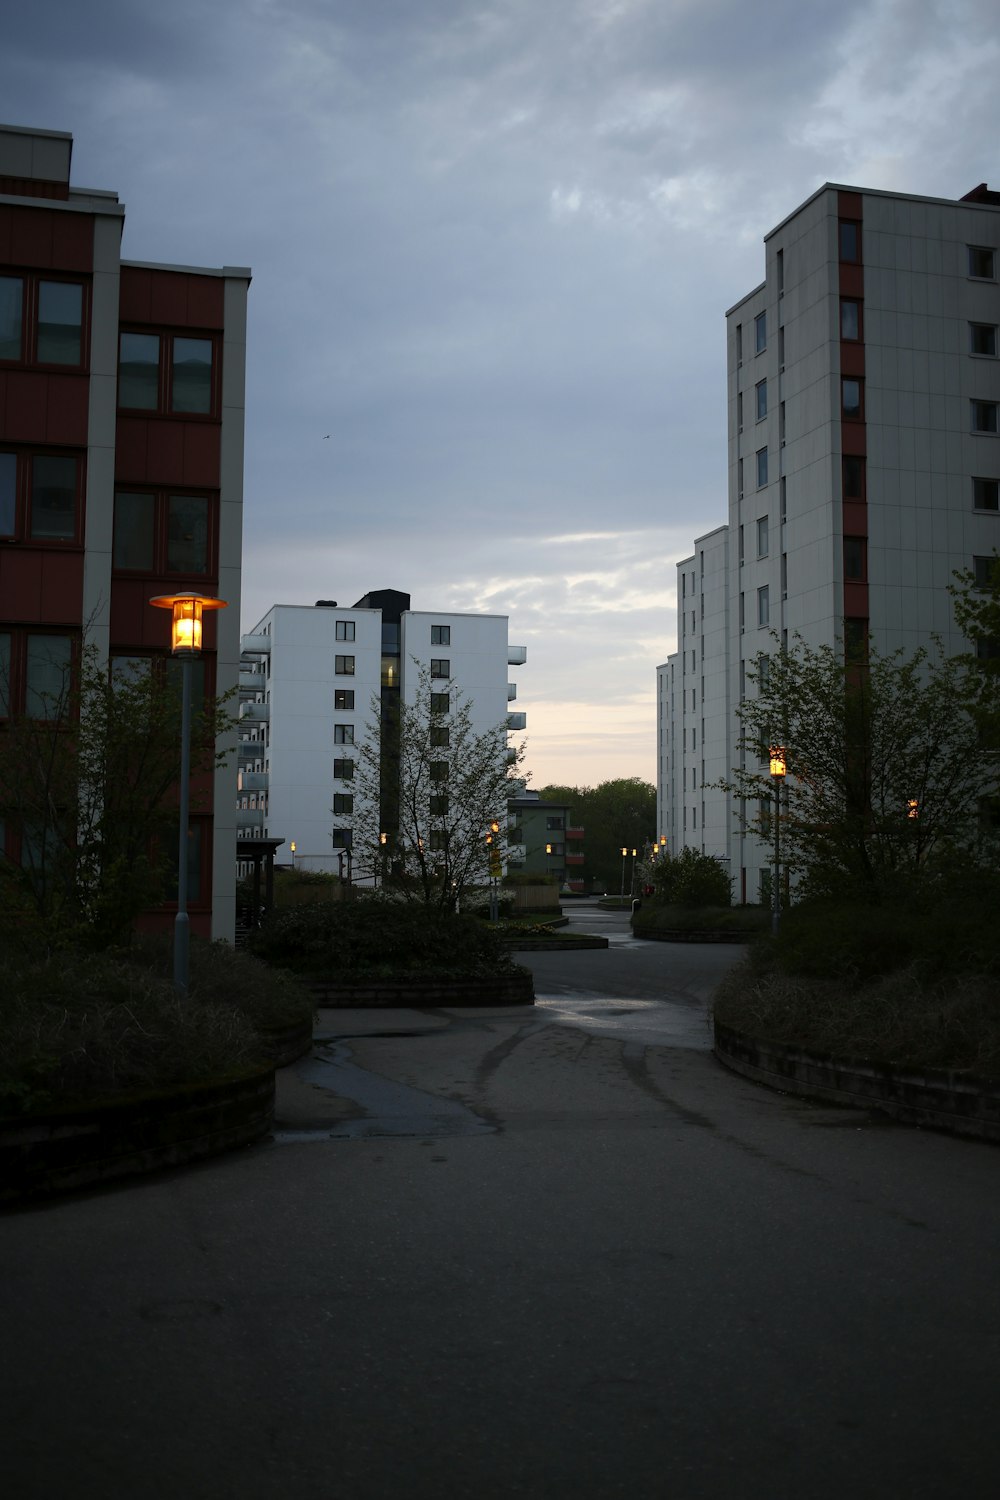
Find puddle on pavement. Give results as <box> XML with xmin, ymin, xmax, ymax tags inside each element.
<box><xmin>274</xmin><ymin>1042</ymin><xmax>495</xmax><ymax>1142</ymax></box>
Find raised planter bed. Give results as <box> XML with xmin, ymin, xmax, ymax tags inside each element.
<box><xmin>1</xmin><ymin>1063</ymin><xmax>276</xmax><ymax>1204</ymax></box>
<box><xmin>505</xmin><ymin>935</ymin><xmax>609</xmax><ymax>951</ymax></box>
<box><xmin>634</xmin><ymin>928</ymin><xmax>751</xmax><ymax>944</ymax></box>
<box><xmin>306</xmin><ymin>971</ymin><xmax>535</xmax><ymax>1008</ymax></box>
<box><xmin>259</xmin><ymin>1015</ymin><xmax>315</xmax><ymax>1066</ymax></box>
<box><xmin>714</xmin><ymin>1020</ymin><xmax>1000</xmax><ymax>1145</ymax></box>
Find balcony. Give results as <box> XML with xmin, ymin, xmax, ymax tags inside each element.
<box><xmin>240</xmin><ymin>700</ymin><xmax>270</xmax><ymax>722</ymax></box>
<box><xmin>238</xmin><ymin>770</ymin><xmax>268</xmax><ymax>793</ymax></box>
<box><xmin>238</xmin><ymin>736</ymin><xmax>264</xmax><ymax>761</ymax></box>
<box><xmin>241</xmin><ymin>633</ymin><xmax>270</xmax><ymax>655</ymax></box>
<box><xmin>507</xmin><ymin>645</ymin><xmax>527</xmax><ymax>665</ymax></box>
<box><xmin>507</xmin><ymin>682</ymin><xmax>517</xmax><ymax>701</ymax></box>
<box><xmin>566</xmin><ymin>852</ymin><xmax>585</xmax><ymax>866</ymax></box>
<box><xmin>506</xmin><ymin>712</ymin><xmax>526</xmax><ymax>730</ymax></box>
<box><xmin>566</xmin><ymin>826</ymin><xmax>584</xmax><ymax>841</ymax></box>
<box><xmin>237</xmin><ymin>807</ymin><xmax>265</xmax><ymax>831</ymax></box>
<box><xmin>239</xmin><ymin>669</ymin><xmax>267</xmax><ymax>692</ymax></box>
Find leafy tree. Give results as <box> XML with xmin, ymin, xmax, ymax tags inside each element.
<box><xmin>351</xmin><ymin>664</ymin><xmax>526</xmax><ymax>909</ymax></box>
<box><xmin>535</xmin><ymin>777</ymin><xmax>656</xmax><ymax>891</ymax></box>
<box><xmin>721</xmin><ymin>633</ymin><xmax>1000</xmax><ymax>901</ymax></box>
<box><xmin>0</xmin><ymin>644</ymin><xmax>233</xmax><ymax>952</ymax></box>
<box><xmin>652</xmin><ymin>846</ymin><xmax>732</xmax><ymax>907</ymax></box>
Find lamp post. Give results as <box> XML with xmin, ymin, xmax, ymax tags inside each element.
<box><xmin>620</xmin><ymin>846</ymin><xmax>628</xmax><ymax>905</ymax></box>
<box><xmin>487</xmin><ymin>819</ymin><xmax>501</xmax><ymax>921</ymax></box>
<box><xmin>379</xmin><ymin>831</ymin><xmax>388</xmax><ymax>889</ymax></box>
<box><xmin>630</xmin><ymin>847</ymin><xmax>638</xmax><ymax>898</ymax></box>
<box><xmin>150</xmin><ymin>590</ymin><xmax>227</xmax><ymax>996</ymax></box>
<box><xmin>769</xmin><ymin>746</ymin><xmax>786</xmax><ymax>935</ymax></box>
<box><xmin>290</xmin><ymin>840</ymin><xmax>297</xmax><ymax>869</ymax></box>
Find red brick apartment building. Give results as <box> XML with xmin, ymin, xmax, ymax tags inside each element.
<box><xmin>0</xmin><ymin>123</ymin><xmax>250</xmax><ymax>940</ymax></box>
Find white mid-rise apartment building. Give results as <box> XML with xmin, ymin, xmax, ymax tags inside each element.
<box><xmin>238</xmin><ymin>589</ymin><xmax>527</xmax><ymax>873</ymax></box>
<box><xmin>658</xmin><ymin>179</ymin><xmax>1000</xmax><ymax>901</ymax></box>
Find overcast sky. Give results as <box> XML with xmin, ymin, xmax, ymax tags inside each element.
<box><xmin>4</xmin><ymin>0</ymin><xmax>999</xmax><ymax>785</ymax></box>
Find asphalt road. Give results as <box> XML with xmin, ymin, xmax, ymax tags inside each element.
<box><xmin>3</xmin><ymin>902</ymin><xmax>999</xmax><ymax>1499</ymax></box>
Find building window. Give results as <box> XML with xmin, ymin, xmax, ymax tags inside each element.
<box><xmin>739</xmin><ymin>592</ymin><xmax>745</xmax><ymax>632</ymax></box>
<box><xmin>758</xmin><ymin>653</ymin><xmax>770</xmax><ymax>689</ymax></box>
<box><xmin>755</xmin><ymin>311</ymin><xmax>766</xmax><ymax>354</ymax></box>
<box><xmin>973</xmin><ymin>477</ymin><xmax>999</xmax><ymax>511</ymax></box>
<box><xmin>335</xmin><ymin>655</ymin><xmax>355</xmax><ymax>675</ymax></box>
<box><xmin>546</xmin><ymin>816</ymin><xmax>564</xmax><ymax>830</ymax></box>
<box><xmin>839</xmin><ymin>221</ymin><xmax>861</xmax><ymax>263</ymax></box>
<box><xmin>118</xmin><ymin>332</ymin><xmax>217</xmax><ymax>416</ymax></box>
<box><xmin>973</xmin><ymin>556</ymin><xmax>996</xmax><ymax>590</ymax></box>
<box><xmin>431</xmin><ymin>624</ymin><xmax>451</xmax><ymax>645</ymax></box>
<box><xmin>780</xmin><ymin>476</ymin><xmax>787</xmax><ymax>524</ymax></box>
<box><xmin>112</xmin><ymin>491</ymin><xmax>214</xmax><ymax>575</ymax></box>
<box><xmin>430</xmin><ymin>831</ymin><xmax>449</xmax><ymax>852</ymax></box>
<box><xmin>781</xmin><ymin>551</ymin><xmax>788</xmax><ymax>598</ymax></box>
<box><xmin>0</xmin><ymin>631</ymin><xmax>75</xmax><ymax>720</ymax></box>
<box><xmin>430</xmin><ymin>692</ymin><xmax>450</xmax><ymax>714</ymax></box>
<box><xmin>333</xmin><ymin>794</ymin><xmax>353</xmax><ymax>815</ymax></box>
<box><xmin>845</xmin><ymin>618</ymin><xmax>868</xmax><ymax>663</ymax></box>
<box><xmin>756</xmin><ymin>448</ymin><xmax>768</xmax><ymax>488</ymax></box>
<box><xmin>970</xmin><ymin>324</ymin><xmax>998</xmax><ymax>357</ymax></box>
<box><xmin>972</xmin><ymin>401</ymin><xmax>999</xmax><ymax>434</ymax></box>
<box><xmin>336</xmin><ymin>620</ymin><xmax>355</xmax><ymax>641</ymax></box>
<box><xmin>737</xmin><ymin>391</ymin><xmax>743</xmax><ymax>430</ymax></box>
<box><xmin>429</xmin><ymin>761</ymin><xmax>449</xmax><ymax>782</ymax></box>
<box><xmin>843</xmin><ymin>455</ymin><xmax>866</xmax><ymax>500</ymax></box>
<box><xmin>844</xmin><ymin>536</ymin><xmax>867</xmax><ymax>581</ymax></box>
<box><xmin>0</xmin><ymin>450</ymin><xmax>84</xmax><ymax>544</ymax></box>
<box><xmin>429</xmin><ymin>794</ymin><xmax>449</xmax><ymax>816</ymax></box>
<box><xmin>841</xmin><ymin>300</ymin><xmax>861</xmax><ymax>340</ymax></box>
<box><xmin>968</xmin><ymin>246</ymin><xmax>996</xmax><ymax>280</ymax></box>
<box><xmin>738</xmin><ymin>456</ymin><xmax>744</xmax><ymax>498</ymax></box>
<box><xmin>756</xmin><ymin>380</ymin><xmax>767</xmax><ymax>421</ymax></box>
<box><xmin>334</xmin><ymin>689</ymin><xmax>354</xmax><ymax>710</ymax></box>
<box><xmin>333</xmin><ymin>758</ymin><xmax>354</xmax><ymax>780</ymax></box>
<box><xmin>430</xmin><ymin>725</ymin><xmax>450</xmax><ymax>747</ymax></box>
<box><xmin>0</xmin><ymin>274</ymin><xmax>87</xmax><ymax>368</ymax></box>
<box><xmin>738</xmin><ymin>524</ymin><xmax>744</xmax><ymax>566</ymax></box>
<box><xmin>842</xmin><ymin>378</ymin><xmax>863</xmax><ymax>419</ymax></box>
<box><xmin>334</xmin><ymin>724</ymin><xmax>354</xmax><ymax>745</ymax></box>
<box><xmin>430</xmin><ymin>658</ymin><xmax>450</xmax><ymax>678</ymax></box>
<box><xmin>757</xmin><ymin>586</ymin><xmax>769</xmax><ymax>627</ymax></box>
<box><xmin>736</xmin><ymin>323</ymin><xmax>743</xmax><ymax>365</ymax></box>
<box><xmin>332</xmin><ymin>829</ymin><xmax>353</xmax><ymax>849</ymax></box>
<box><xmin>757</xmin><ymin>515</ymin><xmax>769</xmax><ymax>558</ymax></box>
<box><xmin>776</xmin><ymin>248</ymin><xmax>784</xmax><ymax>293</ymax></box>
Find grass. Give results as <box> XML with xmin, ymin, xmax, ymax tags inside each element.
<box><xmin>0</xmin><ymin>938</ymin><xmax>314</xmax><ymax>1117</ymax></box>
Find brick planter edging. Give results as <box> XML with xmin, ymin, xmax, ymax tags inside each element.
<box><xmin>1</xmin><ymin>1064</ymin><xmax>276</xmax><ymax>1204</ymax></box>
<box><xmin>634</xmin><ymin>927</ymin><xmax>752</xmax><ymax>944</ymax></box>
<box><xmin>259</xmin><ymin>1015</ymin><xmax>315</xmax><ymax>1067</ymax></box>
<box><xmin>506</xmin><ymin>936</ymin><xmax>609</xmax><ymax>951</ymax></box>
<box><xmin>713</xmin><ymin>1020</ymin><xmax>1000</xmax><ymax>1145</ymax></box>
<box><xmin>306</xmin><ymin>971</ymin><xmax>535</xmax><ymax>1008</ymax></box>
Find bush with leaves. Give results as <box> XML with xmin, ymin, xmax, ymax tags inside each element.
<box><xmin>650</xmin><ymin>846</ymin><xmax>733</xmax><ymax>908</ymax></box>
<box><xmin>249</xmin><ymin>892</ymin><xmax>523</xmax><ymax>978</ymax></box>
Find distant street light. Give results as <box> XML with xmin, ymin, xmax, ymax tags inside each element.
<box><xmin>769</xmin><ymin>746</ymin><xmax>787</xmax><ymax>934</ymax></box>
<box><xmin>150</xmin><ymin>590</ymin><xmax>228</xmax><ymax>995</ymax></box>
<box><xmin>620</xmin><ymin>846</ymin><xmax>628</xmax><ymax>905</ymax></box>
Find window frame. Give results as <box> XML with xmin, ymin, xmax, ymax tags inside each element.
<box><xmin>0</xmin><ymin>272</ymin><xmax>89</xmax><ymax>371</ymax></box>
<box><xmin>335</xmin><ymin>620</ymin><xmax>356</xmax><ymax>642</ymax></box>
<box><xmin>335</xmin><ymin>655</ymin><xmax>356</xmax><ymax>676</ymax></box>
<box><xmin>333</xmin><ymin>724</ymin><xmax>354</xmax><ymax>745</ymax></box>
<box><xmin>333</xmin><ymin>758</ymin><xmax>355</xmax><ymax>780</ymax></box>
<box><xmin>972</xmin><ymin>401</ymin><xmax>999</xmax><ymax>435</ymax></box>
<box><xmin>756</xmin><ymin>515</ymin><xmax>769</xmax><ymax>559</ymax></box>
<box><xmin>0</xmin><ymin>628</ymin><xmax>78</xmax><ymax>722</ymax></box>
<box><xmin>756</xmin><ymin>447</ymin><xmax>768</xmax><ymax>489</ymax></box>
<box><xmin>968</xmin><ymin>246</ymin><xmax>996</xmax><ymax>280</ymax></box>
<box><xmin>430</xmin><ymin>658</ymin><xmax>450</xmax><ymax>679</ymax></box>
<box><xmin>840</xmin><ymin>299</ymin><xmax>862</xmax><ymax>341</ymax></box>
<box><xmin>844</xmin><ymin>536</ymin><xmax>867</xmax><ymax>582</ymax></box>
<box><xmin>970</xmin><ymin>323</ymin><xmax>998</xmax><ymax>358</ymax></box>
<box><xmin>757</xmin><ymin>586</ymin><xmax>770</xmax><ymax>628</ymax></box>
<box><xmin>839</xmin><ymin>220</ymin><xmax>861</xmax><ymax>264</ymax></box>
<box><xmin>117</xmin><ymin>328</ymin><xmax>221</xmax><ymax>419</ymax></box>
<box><xmin>0</xmin><ymin>448</ymin><xmax>85</xmax><ymax>547</ymax></box>
<box><xmin>973</xmin><ymin>477</ymin><xmax>999</xmax><ymax>512</ymax></box>
<box><xmin>112</xmin><ymin>488</ymin><xmax>217</xmax><ymax>578</ymax></box>
<box><xmin>334</xmin><ymin>689</ymin><xmax>355</xmax><ymax>710</ymax></box>
<box><xmin>755</xmin><ymin>379</ymin><xmax>767</xmax><ymax>421</ymax></box>
<box><xmin>754</xmin><ymin>311</ymin><xmax>767</xmax><ymax>355</ymax></box>
<box><xmin>431</xmin><ymin>624</ymin><xmax>451</xmax><ymax>646</ymax></box>
<box><xmin>842</xmin><ymin>377</ymin><xmax>864</xmax><ymax>421</ymax></box>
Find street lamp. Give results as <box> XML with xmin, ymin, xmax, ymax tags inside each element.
<box><xmin>620</xmin><ymin>846</ymin><xmax>628</xmax><ymax>905</ymax></box>
<box><xmin>630</xmin><ymin>847</ymin><xmax>638</xmax><ymax>898</ymax></box>
<box><xmin>378</xmin><ymin>831</ymin><xmax>388</xmax><ymax>889</ymax></box>
<box><xmin>150</xmin><ymin>590</ymin><xmax>228</xmax><ymax>995</ymax></box>
<box><xmin>769</xmin><ymin>746</ymin><xmax>786</xmax><ymax>935</ymax></box>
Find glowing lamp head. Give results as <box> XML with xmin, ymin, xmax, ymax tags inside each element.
<box><xmin>907</xmin><ymin>799</ymin><xmax>919</xmax><ymax>819</ymax></box>
<box><xmin>769</xmin><ymin>746</ymin><xmax>787</xmax><ymax>778</ymax></box>
<box><xmin>621</xmin><ymin>847</ymin><xmax>628</xmax><ymax>857</ymax></box>
<box><xmin>380</xmin><ymin>831</ymin><xmax>388</xmax><ymax>845</ymax></box>
<box><xmin>546</xmin><ymin>843</ymin><xmax>553</xmax><ymax>855</ymax></box>
<box><xmin>150</xmin><ymin>591</ymin><xmax>227</xmax><ymax>656</ymax></box>
<box><xmin>290</xmin><ymin>841</ymin><xmax>296</xmax><ymax>854</ymax></box>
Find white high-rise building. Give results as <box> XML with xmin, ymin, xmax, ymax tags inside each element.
<box><xmin>659</xmin><ymin>180</ymin><xmax>1000</xmax><ymax>901</ymax></box>
<box><xmin>238</xmin><ymin>590</ymin><xmax>527</xmax><ymax>873</ymax></box>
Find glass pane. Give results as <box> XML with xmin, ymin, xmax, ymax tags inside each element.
<box><xmin>841</xmin><ymin>301</ymin><xmax>859</xmax><ymax>339</ymax></box>
<box><xmin>0</xmin><ymin>276</ymin><xmax>23</xmax><ymax>360</ymax></box>
<box><xmin>119</xmin><ymin>332</ymin><xmax>160</xmax><ymax>409</ymax></box>
<box><xmin>840</xmin><ymin>222</ymin><xmax>859</xmax><ymax>262</ymax></box>
<box><xmin>0</xmin><ymin>452</ymin><xmax>15</xmax><ymax>535</ymax></box>
<box><xmin>113</xmin><ymin>492</ymin><xmax>155</xmax><ymax>569</ymax></box>
<box><xmin>171</xmin><ymin>337</ymin><xmax>213</xmax><ymax>414</ymax></box>
<box><xmin>167</xmin><ymin>495</ymin><xmax>209</xmax><ymax>573</ymax></box>
<box><xmin>0</xmin><ymin>632</ymin><xmax>10</xmax><ymax>717</ymax></box>
<box><xmin>111</xmin><ymin>655</ymin><xmax>152</xmax><ymax>687</ymax></box>
<box><xmin>30</xmin><ymin>455</ymin><xmax>76</xmax><ymax>539</ymax></box>
<box><xmin>843</xmin><ymin>379</ymin><xmax>861</xmax><ymax>417</ymax></box>
<box><xmin>26</xmin><ymin>635</ymin><xmax>73</xmax><ymax>717</ymax></box>
<box><xmin>37</xmin><ymin>281</ymin><xmax>83</xmax><ymax>365</ymax></box>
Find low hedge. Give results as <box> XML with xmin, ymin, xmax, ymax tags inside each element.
<box><xmin>248</xmin><ymin>894</ymin><xmax>523</xmax><ymax>980</ymax></box>
<box><xmin>632</xmin><ymin>902</ymin><xmax>769</xmax><ymax>939</ymax></box>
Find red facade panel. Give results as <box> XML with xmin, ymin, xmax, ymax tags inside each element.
<box><xmin>9</xmin><ymin>206</ymin><xmax>55</xmax><ymax>269</ymax></box>
<box><xmin>182</xmin><ymin>422</ymin><xmax>221</xmax><ymax>486</ymax></box>
<box><xmin>38</xmin><ymin>551</ymin><xmax>85</xmax><ymax>621</ymax></box>
<box><xmin>840</xmin><ymin>342</ymin><xmax>866</xmax><ymax>379</ymax></box>
<box><xmin>842</xmin><ymin>500</ymin><xmax>868</xmax><ymax>535</ymax></box>
<box><xmin>184</xmin><ymin>276</ymin><xmax>225</xmax><ymax>329</ymax></box>
<box><xmin>3</xmin><ymin>369</ymin><xmax>50</xmax><ymax>442</ymax></box>
<box><xmin>843</xmin><ymin>581</ymin><xmax>869</xmax><ymax>617</ymax></box>
<box><xmin>120</xmin><ymin>266</ymin><xmax>224</xmax><ymax>330</ymax></box>
<box><xmin>841</xmin><ymin>423</ymin><xmax>867</xmax><ymax>457</ymax></box>
<box><xmin>839</xmin><ymin>263</ymin><xmax>865</xmax><ymax>298</ymax></box>
<box><xmin>838</xmin><ymin>190</ymin><xmax>864</xmax><ymax>219</ymax></box>
<box><xmin>113</xmin><ymin>416</ymin><xmax>148</xmax><ymax>480</ymax></box>
<box><xmin>144</xmin><ymin>421</ymin><xmax>188</xmax><ymax>485</ymax></box>
<box><xmin>0</xmin><ymin>549</ymin><xmax>42</xmax><ymax>619</ymax></box>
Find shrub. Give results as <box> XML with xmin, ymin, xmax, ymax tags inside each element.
<box><xmin>652</xmin><ymin>847</ymin><xmax>733</xmax><ymax>908</ymax></box>
<box><xmin>248</xmin><ymin>893</ymin><xmax>522</xmax><ymax>978</ymax></box>
<box><xmin>633</xmin><ymin>902</ymin><xmax>768</xmax><ymax>938</ymax></box>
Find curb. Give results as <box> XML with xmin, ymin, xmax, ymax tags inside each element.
<box><xmin>713</xmin><ymin>1020</ymin><xmax>1000</xmax><ymax>1145</ymax></box>
<box><xmin>506</xmin><ymin>936</ymin><xmax>609</xmax><ymax>951</ymax></box>
<box><xmin>305</xmin><ymin>971</ymin><xmax>536</xmax><ymax>1008</ymax></box>
<box><xmin>1</xmin><ymin>1064</ymin><xmax>276</xmax><ymax>1205</ymax></box>
<box><xmin>634</xmin><ymin>928</ymin><xmax>752</xmax><ymax>944</ymax></box>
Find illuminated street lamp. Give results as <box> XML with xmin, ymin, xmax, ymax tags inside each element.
<box><xmin>620</xmin><ymin>846</ymin><xmax>628</xmax><ymax>905</ymax></box>
<box><xmin>769</xmin><ymin>746</ymin><xmax>786</xmax><ymax>934</ymax></box>
<box><xmin>150</xmin><ymin>591</ymin><xmax>227</xmax><ymax>995</ymax></box>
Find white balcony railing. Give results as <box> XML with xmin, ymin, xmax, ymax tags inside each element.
<box><xmin>507</xmin><ymin>682</ymin><xmax>517</xmax><ymax>701</ymax></box>
<box><xmin>507</xmin><ymin>645</ymin><xmax>527</xmax><ymax>665</ymax></box>
<box><xmin>240</xmin><ymin>700</ymin><xmax>270</xmax><ymax>721</ymax></box>
<box><xmin>241</xmin><ymin>633</ymin><xmax>271</xmax><ymax>655</ymax></box>
<box><xmin>238</xmin><ymin>770</ymin><xmax>268</xmax><ymax>793</ymax></box>
<box><xmin>506</xmin><ymin>712</ymin><xmax>526</xmax><ymax>730</ymax></box>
